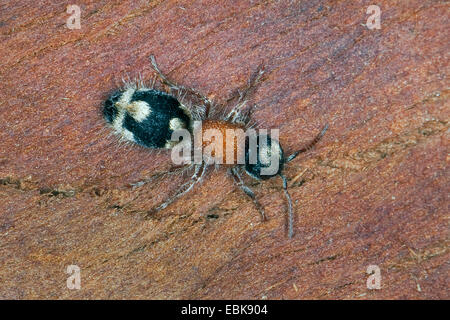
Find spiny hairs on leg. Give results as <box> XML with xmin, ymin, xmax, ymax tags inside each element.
<box><xmin>229</xmin><ymin>166</ymin><xmax>266</xmax><ymax>221</ymax></box>
<box><xmin>236</xmin><ymin>65</ymin><xmax>265</xmax><ymax>105</ymax></box>
<box><xmin>225</xmin><ymin>65</ymin><xmax>265</xmax><ymax>125</ymax></box>
<box><xmin>149</xmin><ymin>54</ymin><xmax>213</xmax><ymax>118</ymax></box>
<box><xmin>225</xmin><ymin>100</ymin><xmax>248</xmax><ymax>123</ymax></box>
<box><xmin>286</xmin><ymin>124</ymin><xmax>329</xmax><ymax>163</ymax></box>
<box><xmin>130</xmin><ymin>163</ymin><xmax>195</xmax><ymax>189</ymax></box>
<box><xmin>145</xmin><ymin>163</ymin><xmax>208</xmax><ymax>217</ymax></box>
<box><xmin>176</xmin><ymin>93</ymin><xmax>207</xmax><ymax>121</ymax></box>
<box><xmin>228</xmin><ymin>102</ymin><xmax>263</xmax><ymax>128</ymax></box>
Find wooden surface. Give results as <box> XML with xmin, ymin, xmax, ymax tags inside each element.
<box><xmin>0</xmin><ymin>0</ymin><xmax>448</xmax><ymax>299</ymax></box>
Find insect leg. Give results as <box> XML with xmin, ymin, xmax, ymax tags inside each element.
<box><xmin>149</xmin><ymin>55</ymin><xmax>213</xmax><ymax>117</ymax></box>
<box><xmin>236</xmin><ymin>65</ymin><xmax>265</xmax><ymax>105</ymax></box>
<box><xmin>149</xmin><ymin>163</ymin><xmax>208</xmax><ymax>214</ymax></box>
<box><xmin>229</xmin><ymin>166</ymin><xmax>266</xmax><ymax>221</ymax></box>
<box><xmin>226</xmin><ymin>66</ymin><xmax>264</xmax><ymax>123</ymax></box>
<box><xmin>130</xmin><ymin>164</ymin><xmax>194</xmax><ymax>189</ymax></box>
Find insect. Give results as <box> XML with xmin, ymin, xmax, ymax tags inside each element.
<box><xmin>103</xmin><ymin>55</ymin><xmax>328</xmax><ymax>238</ymax></box>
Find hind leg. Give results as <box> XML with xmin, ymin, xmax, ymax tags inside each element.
<box><xmin>146</xmin><ymin>163</ymin><xmax>208</xmax><ymax>216</ymax></box>
<box><xmin>149</xmin><ymin>55</ymin><xmax>213</xmax><ymax>117</ymax></box>
<box><xmin>130</xmin><ymin>163</ymin><xmax>194</xmax><ymax>189</ymax></box>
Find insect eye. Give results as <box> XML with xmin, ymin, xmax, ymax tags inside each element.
<box><xmin>244</xmin><ymin>134</ymin><xmax>284</xmax><ymax>180</ymax></box>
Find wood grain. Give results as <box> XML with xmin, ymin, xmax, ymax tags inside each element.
<box><xmin>0</xmin><ymin>0</ymin><xmax>448</xmax><ymax>299</ymax></box>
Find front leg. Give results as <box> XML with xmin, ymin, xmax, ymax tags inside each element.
<box><xmin>228</xmin><ymin>166</ymin><xmax>266</xmax><ymax>221</ymax></box>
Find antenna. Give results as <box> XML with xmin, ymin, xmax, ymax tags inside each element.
<box><xmin>280</xmin><ymin>174</ymin><xmax>294</xmax><ymax>238</ymax></box>
<box><xmin>285</xmin><ymin>124</ymin><xmax>329</xmax><ymax>163</ymax></box>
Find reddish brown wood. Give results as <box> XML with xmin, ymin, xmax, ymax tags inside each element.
<box><xmin>0</xmin><ymin>0</ymin><xmax>448</xmax><ymax>299</ymax></box>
